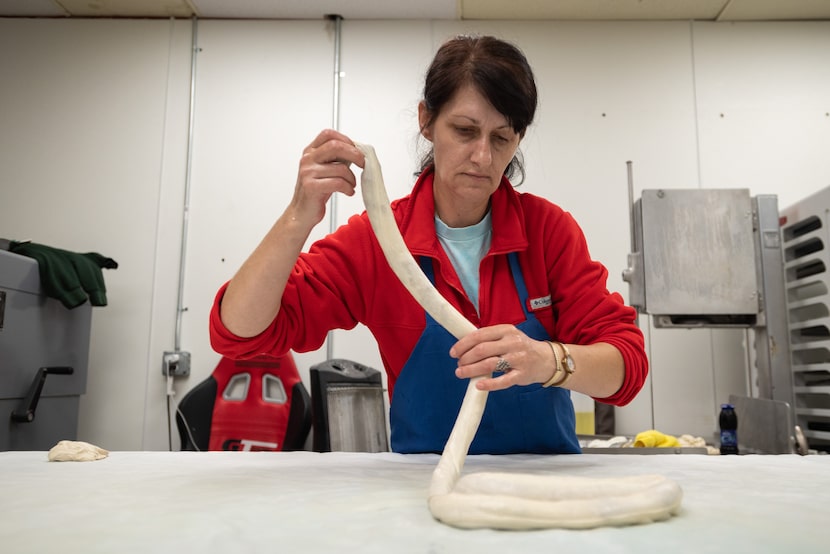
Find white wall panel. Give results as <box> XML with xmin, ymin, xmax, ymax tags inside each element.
<box><xmin>693</xmin><ymin>21</ymin><xmax>830</xmax><ymax>209</ymax></box>
<box><xmin>177</xmin><ymin>20</ymin><xmax>335</xmax><ymax>441</ymax></box>
<box><xmin>141</xmin><ymin>19</ymin><xmax>199</xmax><ymax>451</ymax></box>
<box><xmin>0</xmin><ymin>18</ymin><xmax>192</xmax><ymax>450</ymax></box>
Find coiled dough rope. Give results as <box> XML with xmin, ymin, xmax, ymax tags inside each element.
<box><xmin>356</xmin><ymin>143</ymin><xmax>682</xmax><ymax>530</ymax></box>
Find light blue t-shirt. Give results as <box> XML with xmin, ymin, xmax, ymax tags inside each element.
<box><xmin>435</xmin><ymin>211</ymin><xmax>492</xmax><ymax>314</ymax></box>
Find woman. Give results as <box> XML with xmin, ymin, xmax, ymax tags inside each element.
<box><xmin>210</xmin><ymin>35</ymin><xmax>647</xmax><ymax>454</ymax></box>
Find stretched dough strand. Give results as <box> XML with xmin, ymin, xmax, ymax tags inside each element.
<box><xmin>357</xmin><ymin>143</ymin><xmax>682</xmax><ymax>529</ymax></box>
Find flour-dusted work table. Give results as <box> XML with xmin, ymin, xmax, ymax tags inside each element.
<box><xmin>0</xmin><ymin>451</ymin><xmax>827</xmax><ymax>553</ymax></box>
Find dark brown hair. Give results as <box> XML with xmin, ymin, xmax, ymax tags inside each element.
<box><xmin>418</xmin><ymin>35</ymin><xmax>537</xmax><ymax>183</ymax></box>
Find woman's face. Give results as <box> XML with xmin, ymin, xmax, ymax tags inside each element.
<box><xmin>419</xmin><ymin>84</ymin><xmax>521</xmax><ymax>226</ymax></box>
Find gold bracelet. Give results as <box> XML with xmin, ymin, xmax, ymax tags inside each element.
<box><xmin>552</xmin><ymin>341</ymin><xmax>575</xmax><ymax>387</ymax></box>
<box><xmin>542</xmin><ymin>341</ymin><xmax>563</xmax><ymax>388</ymax></box>
<box><xmin>542</xmin><ymin>341</ymin><xmax>574</xmax><ymax>388</ymax></box>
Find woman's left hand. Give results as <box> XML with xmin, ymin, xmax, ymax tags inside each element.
<box><xmin>450</xmin><ymin>324</ymin><xmax>555</xmax><ymax>391</ymax></box>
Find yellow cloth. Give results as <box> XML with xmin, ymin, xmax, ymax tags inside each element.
<box><xmin>633</xmin><ymin>429</ymin><xmax>680</xmax><ymax>448</ymax></box>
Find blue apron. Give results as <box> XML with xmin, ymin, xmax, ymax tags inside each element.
<box><xmin>390</xmin><ymin>253</ymin><xmax>580</xmax><ymax>454</ymax></box>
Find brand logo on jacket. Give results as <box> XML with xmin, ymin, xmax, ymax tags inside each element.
<box><xmin>529</xmin><ymin>295</ymin><xmax>552</xmax><ymax>310</ymax></box>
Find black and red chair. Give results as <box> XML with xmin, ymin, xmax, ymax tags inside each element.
<box><xmin>176</xmin><ymin>353</ymin><xmax>311</xmax><ymax>452</ymax></box>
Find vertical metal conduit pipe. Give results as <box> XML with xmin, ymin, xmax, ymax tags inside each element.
<box><xmin>174</xmin><ymin>17</ymin><xmax>200</xmax><ymax>352</ymax></box>
<box><xmin>326</xmin><ymin>14</ymin><xmax>344</xmax><ymax>360</ymax></box>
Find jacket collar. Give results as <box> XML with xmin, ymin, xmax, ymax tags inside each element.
<box><xmin>399</xmin><ymin>167</ymin><xmax>529</xmax><ymax>257</ymax></box>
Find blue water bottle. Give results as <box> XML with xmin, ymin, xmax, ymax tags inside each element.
<box><xmin>719</xmin><ymin>403</ymin><xmax>738</xmax><ymax>455</ymax></box>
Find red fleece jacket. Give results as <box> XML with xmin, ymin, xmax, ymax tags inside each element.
<box><xmin>210</xmin><ymin>170</ymin><xmax>647</xmax><ymax>406</ymax></box>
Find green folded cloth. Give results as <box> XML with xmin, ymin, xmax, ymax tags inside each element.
<box><xmin>10</xmin><ymin>241</ymin><xmax>118</xmax><ymax>309</ymax></box>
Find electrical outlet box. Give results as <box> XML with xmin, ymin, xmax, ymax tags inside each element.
<box><xmin>162</xmin><ymin>351</ymin><xmax>190</xmax><ymax>377</ymax></box>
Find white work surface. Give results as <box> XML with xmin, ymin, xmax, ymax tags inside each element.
<box><xmin>1</xmin><ymin>451</ymin><xmax>828</xmax><ymax>553</ymax></box>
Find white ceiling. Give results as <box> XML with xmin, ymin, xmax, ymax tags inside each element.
<box><xmin>1</xmin><ymin>0</ymin><xmax>830</xmax><ymax>21</ymax></box>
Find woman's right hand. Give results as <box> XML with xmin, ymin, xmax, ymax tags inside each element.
<box><xmin>289</xmin><ymin>128</ymin><xmax>366</xmax><ymax>228</ymax></box>
<box><xmin>219</xmin><ymin>129</ymin><xmax>365</xmax><ymax>338</ymax></box>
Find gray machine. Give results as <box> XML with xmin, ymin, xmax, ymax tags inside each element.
<box><xmin>623</xmin><ymin>187</ymin><xmax>803</xmax><ymax>454</ymax></box>
<box><xmin>0</xmin><ymin>249</ymin><xmax>91</xmax><ymax>450</ymax></box>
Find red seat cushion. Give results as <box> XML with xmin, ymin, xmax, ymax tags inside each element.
<box><xmin>208</xmin><ymin>355</ymin><xmax>303</xmax><ymax>452</ymax></box>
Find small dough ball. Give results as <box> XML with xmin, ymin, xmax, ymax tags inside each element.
<box><xmin>48</xmin><ymin>440</ymin><xmax>109</xmax><ymax>462</ymax></box>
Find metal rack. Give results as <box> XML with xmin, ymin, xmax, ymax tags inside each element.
<box><xmin>780</xmin><ymin>186</ymin><xmax>830</xmax><ymax>452</ymax></box>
